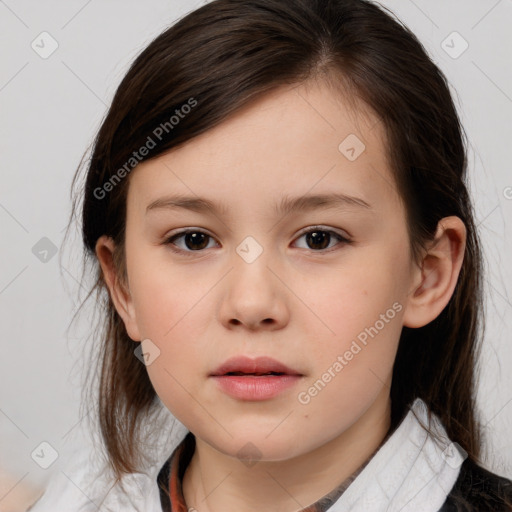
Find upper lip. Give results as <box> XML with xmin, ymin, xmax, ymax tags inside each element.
<box><xmin>210</xmin><ymin>356</ymin><xmax>303</xmax><ymax>376</ymax></box>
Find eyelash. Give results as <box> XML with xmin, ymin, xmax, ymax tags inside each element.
<box><xmin>163</xmin><ymin>226</ymin><xmax>352</xmax><ymax>257</ymax></box>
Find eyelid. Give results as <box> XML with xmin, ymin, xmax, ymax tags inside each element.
<box><xmin>295</xmin><ymin>224</ymin><xmax>351</xmax><ymax>239</ymax></box>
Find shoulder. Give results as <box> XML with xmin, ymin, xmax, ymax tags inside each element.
<box><xmin>24</xmin><ymin>446</ymin><xmax>125</xmax><ymax>512</ymax></box>
<box><xmin>439</xmin><ymin>457</ymin><xmax>512</xmax><ymax>511</ymax></box>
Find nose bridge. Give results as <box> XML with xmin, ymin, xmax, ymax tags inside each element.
<box><xmin>230</xmin><ymin>233</ymin><xmax>275</xmax><ymax>293</ymax></box>
<box><xmin>235</xmin><ymin>234</ymin><xmax>267</xmax><ymax>266</ymax></box>
<box><xmin>219</xmin><ymin>232</ymin><xmax>288</xmax><ymax>329</ymax></box>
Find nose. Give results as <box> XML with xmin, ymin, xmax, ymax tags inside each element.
<box><xmin>218</xmin><ymin>244</ymin><xmax>290</xmax><ymax>332</ymax></box>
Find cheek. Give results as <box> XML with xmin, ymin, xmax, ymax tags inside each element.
<box><xmin>132</xmin><ymin>287</ymin><xmax>208</xmax><ymax>427</ymax></box>
<box><xmin>131</xmin><ymin>270</ymin><xmax>209</xmax><ymax>364</ymax></box>
<box><xmin>302</xmin><ymin>251</ymin><xmax>406</xmax><ymax>382</ymax></box>
<box><xmin>127</xmin><ymin>257</ymin><xmax>213</xmax><ymax>420</ymax></box>
<box><xmin>128</xmin><ymin>248</ymin><xmax>204</xmax><ymax>337</ymax></box>
<box><xmin>313</xmin><ymin>267</ymin><xmax>401</xmax><ymax>336</ymax></box>
<box><xmin>294</xmin><ymin>273</ymin><xmax>403</xmax><ymax>443</ymax></box>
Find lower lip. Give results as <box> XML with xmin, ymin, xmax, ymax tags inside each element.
<box><xmin>210</xmin><ymin>374</ymin><xmax>302</xmax><ymax>400</ymax></box>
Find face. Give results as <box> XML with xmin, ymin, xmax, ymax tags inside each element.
<box><xmin>111</xmin><ymin>79</ymin><xmax>418</xmax><ymax>461</ymax></box>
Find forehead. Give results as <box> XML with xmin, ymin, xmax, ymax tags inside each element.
<box><xmin>128</xmin><ymin>80</ymin><xmax>403</xmax><ymax>218</ymax></box>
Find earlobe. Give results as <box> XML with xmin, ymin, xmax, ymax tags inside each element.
<box><xmin>402</xmin><ymin>216</ymin><xmax>466</xmax><ymax>329</ymax></box>
<box><xmin>95</xmin><ymin>235</ymin><xmax>142</xmax><ymax>342</ymax></box>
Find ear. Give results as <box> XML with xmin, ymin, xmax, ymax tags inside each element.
<box><xmin>95</xmin><ymin>235</ymin><xmax>142</xmax><ymax>342</ymax></box>
<box><xmin>402</xmin><ymin>216</ymin><xmax>466</xmax><ymax>329</ymax></box>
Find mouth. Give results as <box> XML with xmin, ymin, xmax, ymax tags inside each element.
<box><xmin>209</xmin><ymin>356</ymin><xmax>303</xmax><ymax>401</ymax></box>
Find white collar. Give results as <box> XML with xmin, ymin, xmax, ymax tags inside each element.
<box><xmin>28</xmin><ymin>398</ymin><xmax>463</xmax><ymax>511</ymax></box>
<box><xmin>328</xmin><ymin>397</ymin><xmax>464</xmax><ymax>511</ymax></box>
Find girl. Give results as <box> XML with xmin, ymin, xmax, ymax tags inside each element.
<box><xmin>27</xmin><ymin>0</ymin><xmax>512</xmax><ymax>510</ymax></box>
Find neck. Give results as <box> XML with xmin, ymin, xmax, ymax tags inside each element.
<box><xmin>182</xmin><ymin>393</ymin><xmax>392</xmax><ymax>512</ymax></box>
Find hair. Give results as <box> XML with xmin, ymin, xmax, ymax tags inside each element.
<box><xmin>64</xmin><ymin>0</ymin><xmax>504</xmax><ymax>506</ymax></box>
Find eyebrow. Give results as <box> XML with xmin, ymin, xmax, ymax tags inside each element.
<box><xmin>146</xmin><ymin>192</ymin><xmax>373</xmax><ymax>217</ymax></box>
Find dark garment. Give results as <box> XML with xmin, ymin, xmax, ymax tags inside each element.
<box><xmin>438</xmin><ymin>457</ymin><xmax>512</xmax><ymax>511</ymax></box>
<box><xmin>157</xmin><ymin>432</ymin><xmax>512</xmax><ymax>511</ymax></box>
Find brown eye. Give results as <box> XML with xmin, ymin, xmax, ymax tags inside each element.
<box><xmin>164</xmin><ymin>226</ymin><xmax>350</xmax><ymax>257</ymax></box>
<box><xmin>305</xmin><ymin>230</ymin><xmax>331</xmax><ymax>250</ymax></box>
<box><xmin>294</xmin><ymin>228</ymin><xmax>350</xmax><ymax>252</ymax></box>
<box><xmin>165</xmin><ymin>230</ymin><xmax>217</xmax><ymax>254</ymax></box>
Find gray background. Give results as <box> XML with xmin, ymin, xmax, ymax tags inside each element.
<box><xmin>1</xmin><ymin>0</ymin><xmax>511</xmax><ymax>506</ymax></box>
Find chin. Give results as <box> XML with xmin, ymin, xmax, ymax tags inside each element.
<box><xmin>199</xmin><ymin>428</ymin><xmax>306</xmax><ymax>463</ymax></box>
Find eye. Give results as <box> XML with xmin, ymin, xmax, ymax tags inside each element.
<box><xmin>163</xmin><ymin>227</ymin><xmax>351</xmax><ymax>256</ymax></box>
<box><xmin>293</xmin><ymin>227</ymin><xmax>351</xmax><ymax>252</ymax></box>
<box><xmin>164</xmin><ymin>229</ymin><xmax>218</xmax><ymax>255</ymax></box>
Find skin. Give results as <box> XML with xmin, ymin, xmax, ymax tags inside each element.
<box><xmin>96</xmin><ymin>78</ymin><xmax>466</xmax><ymax>512</ymax></box>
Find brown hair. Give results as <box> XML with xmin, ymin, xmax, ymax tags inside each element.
<box><xmin>66</xmin><ymin>0</ymin><xmax>494</xmax><ymax>500</ymax></box>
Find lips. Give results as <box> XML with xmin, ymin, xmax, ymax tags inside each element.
<box><xmin>210</xmin><ymin>355</ymin><xmax>302</xmax><ymax>377</ymax></box>
<box><xmin>209</xmin><ymin>355</ymin><xmax>303</xmax><ymax>401</ymax></box>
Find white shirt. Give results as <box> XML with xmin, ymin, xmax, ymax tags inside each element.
<box><xmin>27</xmin><ymin>397</ymin><xmax>464</xmax><ymax>512</ymax></box>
